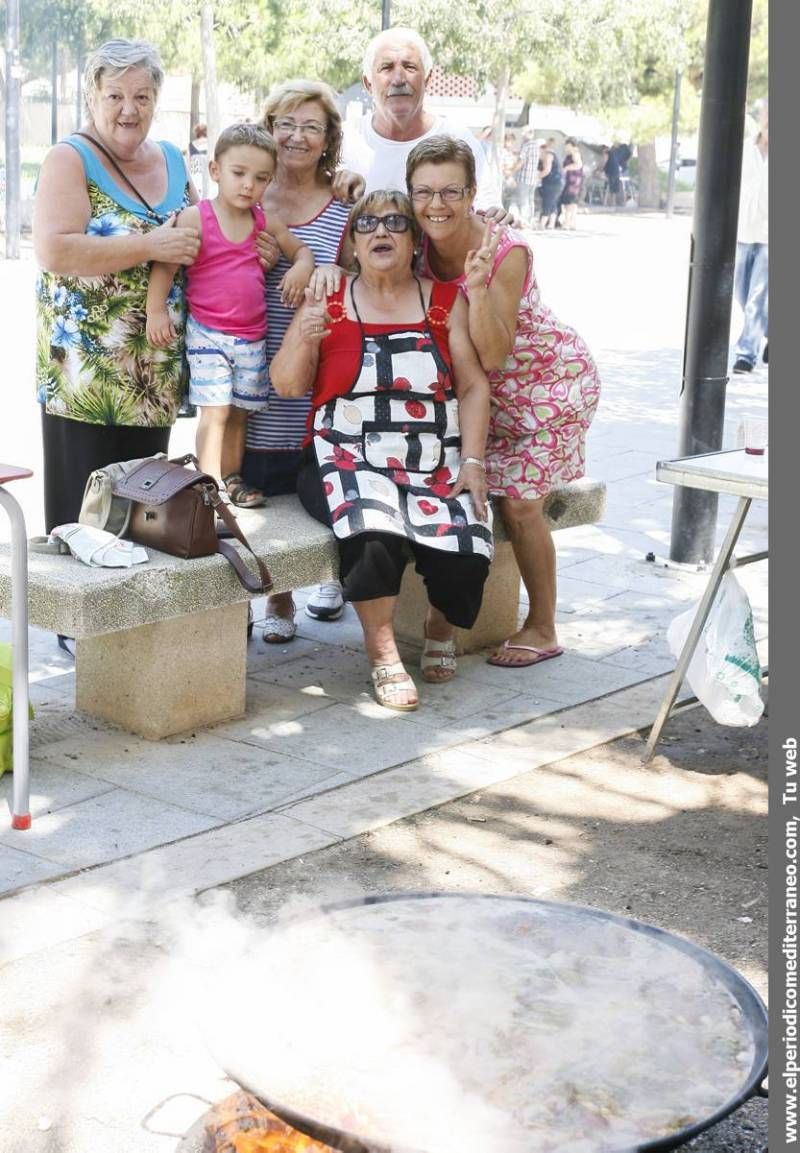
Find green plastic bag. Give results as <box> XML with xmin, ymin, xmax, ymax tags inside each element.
<box><xmin>0</xmin><ymin>643</ymin><xmax>33</xmax><ymax>776</ymax></box>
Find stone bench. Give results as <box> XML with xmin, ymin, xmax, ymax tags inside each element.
<box><xmin>0</xmin><ymin>481</ymin><xmax>605</xmax><ymax>740</ymax></box>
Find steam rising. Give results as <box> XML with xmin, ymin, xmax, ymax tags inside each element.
<box><xmin>175</xmin><ymin>893</ymin><xmax>756</xmax><ymax>1153</ymax></box>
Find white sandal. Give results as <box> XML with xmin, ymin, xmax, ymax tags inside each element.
<box><xmin>370</xmin><ymin>661</ymin><xmax>419</xmax><ymax>712</ymax></box>
<box><xmin>420</xmin><ymin>636</ymin><xmax>457</xmax><ymax>683</ymax></box>
<box><xmin>262</xmin><ymin>598</ymin><xmax>297</xmax><ymax>644</ymax></box>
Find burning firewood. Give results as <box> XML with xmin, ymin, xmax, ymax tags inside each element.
<box><xmin>206</xmin><ymin>1090</ymin><xmax>336</xmax><ymax>1153</ymax></box>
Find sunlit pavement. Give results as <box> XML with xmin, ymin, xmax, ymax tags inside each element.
<box><xmin>0</xmin><ymin>210</ymin><xmax>768</xmax><ymax>1153</ymax></box>
<box><xmin>0</xmin><ymin>208</ymin><xmax>767</xmax><ymax>910</ymax></box>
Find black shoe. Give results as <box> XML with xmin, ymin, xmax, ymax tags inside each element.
<box><xmin>57</xmin><ymin>634</ymin><xmax>76</xmax><ymax>659</ymax></box>
<box><xmin>763</xmin><ymin>342</ymin><xmax>768</xmax><ymax>365</ymax></box>
<box><xmin>732</xmin><ymin>358</ymin><xmax>753</xmax><ymax>374</ymax></box>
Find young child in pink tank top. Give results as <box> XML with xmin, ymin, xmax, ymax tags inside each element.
<box><xmin>147</xmin><ymin>123</ymin><xmax>314</xmax><ymax>507</ymax></box>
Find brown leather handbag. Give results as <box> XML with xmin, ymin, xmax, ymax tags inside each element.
<box><xmin>112</xmin><ymin>455</ymin><xmax>273</xmax><ymax>593</ymax></box>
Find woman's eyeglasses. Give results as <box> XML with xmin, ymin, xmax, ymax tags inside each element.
<box><xmin>409</xmin><ymin>185</ymin><xmax>470</xmax><ymax>204</ymax></box>
<box><xmin>273</xmin><ymin>118</ymin><xmax>326</xmax><ymax>137</ymax></box>
<box><xmin>353</xmin><ymin>213</ymin><xmax>412</xmax><ymax>234</ymax></box>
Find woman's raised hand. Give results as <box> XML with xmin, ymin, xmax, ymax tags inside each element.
<box><xmin>147</xmin><ymin>216</ymin><xmax>201</xmax><ymax>265</ymax></box>
<box><xmin>299</xmin><ymin>287</ymin><xmax>332</xmax><ymax>343</ymax></box>
<box><xmin>464</xmin><ymin>220</ymin><xmax>503</xmax><ymax>292</ymax></box>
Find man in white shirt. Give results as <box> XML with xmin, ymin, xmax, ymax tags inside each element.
<box><xmin>732</xmin><ymin>99</ymin><xmax>768</xmax><ymax>373</ymax></box>
<box><xmin>338</xmin><ymin>26</ymin><xmax>500</xmax><ymax>209</ymax></box>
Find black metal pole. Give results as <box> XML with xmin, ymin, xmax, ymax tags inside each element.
<box><xmin>669</xmin><ymin>0</ymin><xmax>753</xmax><ymax>564</ymax></box>
<box><xmin>381</xmin><ymin>0</ymin><xmax>391</xmax><ymax>30</ymax></box>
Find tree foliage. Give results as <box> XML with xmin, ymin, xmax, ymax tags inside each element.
<box><xmin>14</xmin><ymin>0</ymin><xmax>768</xmax><ymax>131</ymax></box>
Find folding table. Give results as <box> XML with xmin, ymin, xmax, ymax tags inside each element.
<box><xmin>643</xmin><ymin>448</ymin><xmax>768</xmax><ymax>763</ymax></box>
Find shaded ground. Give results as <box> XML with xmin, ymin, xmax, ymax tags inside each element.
<box><xmin>217</xmin><ymin>702</ymin><xmax>768</xmax><ymax>1153</ymax></box>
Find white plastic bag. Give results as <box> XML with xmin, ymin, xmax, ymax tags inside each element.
<box><xmin>666</xmin><ymin>571</ymin><xmax>764</xmax><ymax>726</ymax></box>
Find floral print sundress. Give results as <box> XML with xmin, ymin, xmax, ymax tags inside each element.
<box><xmin>36</xmin><ymin>135</ymin><xmax>190</xmax><ymax>427</ymax></box>
<box><xmin>422</xmin><ymin>229</ymin><xmax>601</xmax><ymax>499</ymax></box>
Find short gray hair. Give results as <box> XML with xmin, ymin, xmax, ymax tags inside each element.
<box><xmin>84</xmin><ymin>40</ymin><xmax>164</xmax><ymax>109</ymax></box>
<box><xmin>362</xmin><ymin>27</ymin><xmax>433</xmax><ymax>79</ymax></box>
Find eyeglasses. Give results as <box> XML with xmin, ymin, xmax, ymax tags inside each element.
<box><xmin>353</xmin><ymin>213</ymin><xmax>412</xmax><ymax>234</ymax></box>
<box><xmin>273</xmin><ymin>118</ymin><xmax>326</xmax><ymax>138</ymax></box>
<box><xmin>409</xmin><ymin>185</ymin><xmax>470</xmax><ymax>204</ymax></box>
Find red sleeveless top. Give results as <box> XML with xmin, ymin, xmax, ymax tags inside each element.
<box><xmin>311</xmin><ymin>278</ymin><xmax>459</xmax><ymax>419</ymax></box>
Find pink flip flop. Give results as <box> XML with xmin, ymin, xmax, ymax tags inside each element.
<box><xmin>486</xmin><ymin>643</ymin><xmax>564</xmax><ymax>668</ymax></box>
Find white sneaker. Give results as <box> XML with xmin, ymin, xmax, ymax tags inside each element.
<box><xmin>305</xmin><ymin>581</ymin><xmax>344</xmax><ymax>621</ymax></box>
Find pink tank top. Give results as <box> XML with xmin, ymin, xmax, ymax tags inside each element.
<box><xmin>186</xmin><ymin>199</ymin><xmax>267</xmax><ymax>340</ymax></box>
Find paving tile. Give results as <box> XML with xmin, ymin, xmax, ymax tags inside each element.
<box><xmin>0</xmin><ymin>884</ymin><xmax>110</xmax><ymax>965</ymax></box>
<box><xmin>0</xmin><ymin>788</ymin><xmax>221</xmax><ymax>870</ymax></box>
<box><xmin>234</xmin><ymin>701</ymin><xmax>463</xmax><ymax>777</ymax></box>
<box><xmin>448</xmin><ymin>650</ymin><xmax>646</xmax><ymax>707</ymax></box>
<box><xmin>51</xmin><ymin>811</ymin><xmax>341</xmax><ymax>915</ymax></box>
<box><xmin>589</xmin><ymin>449</ymin><xmax>661</xmax><ymax>483</ymax></box>
<box><xmin>35</xmin><ymin>728</ymin><xmax>340</xmax><ymax>822</ymax></box>
<box><xmin>0</xmin><ymin>841</ymin><xmax>67</xmax><ymax>893</ymax></box>
<box><xmin>280</xmin><ymin>745</ymin><xmax>502</xmax><ymax>838</ymax></box>
<box><xmin>209</xmin><ymin>677</ymin><xmax>336</xmax><ymax>735</ymax></box>
<box><xmin>0</xmin><ymin>757</ymin><xmax>115</xmax><ymax>818</ymax></box>
<box><xmin>466</xmin><ymin>699</ymin><xmax>641</xmax><ymax>771</ymax></box>
<box><xmin>419</xmin><ymin>689</ymin><xmax>568</xmax><ymax>742</ymax></box>
<box><xmin>249</xmin><ymin>643</ymin><xmax>371</xmax><ymax>703</ymax></box>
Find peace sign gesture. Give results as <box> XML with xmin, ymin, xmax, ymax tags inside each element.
<box><xmin>464</xmin><ymin>219</ymin><xmax>503</xmax><ymax>291</ymax></box>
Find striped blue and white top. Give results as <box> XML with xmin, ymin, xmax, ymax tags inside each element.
<box><xmin>246</xmin><ymin>196</ymin><xmax>351</xmax><ymax>453</ymax></box>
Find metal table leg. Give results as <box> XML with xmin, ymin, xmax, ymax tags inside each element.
<box><xmin>642</xmin><ymin>496</ymin><xmax>752</xmax><ymax>763</ymax></box>
<box><xmin>0</xmin><ymin>487</ymin><xmax>31</xmax><ymax>828</ymax></box>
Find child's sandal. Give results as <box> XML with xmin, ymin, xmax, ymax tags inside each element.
<box><xmin>222</xmin><ymin>473</ymin><xmax>267</xmax><ymax>508</ymax></box>
<box><xmin>370</xmin><ymin>661</ymin><xmax>418</xmax><ymax>712</ymax></box>
<box><xmin>420</xmin><ymin>636</ymin><xmax>457</xmax><ymax>683</ymax></box>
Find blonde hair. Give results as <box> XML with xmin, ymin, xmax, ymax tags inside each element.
<box><xmin>260</xmin><ymin>79</ymin><xmax>342</xmax><ymax>177</ymax></box>
<box><xmin>84</xmin><ymin>39</ymin><xmax>163</xmax><ymax>111</ymax></box>
<box><xmin>406</xmin><ymin>135</ymin><xmax>476</xmax><ymax>191</ymax></box>
<box><xmin>214</xmin><ymin>122</ymin><xmax>276</xmax><ymax>163</ymax></box>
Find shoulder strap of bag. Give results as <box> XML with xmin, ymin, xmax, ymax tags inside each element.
<box><xmin>74</xmin><ymin>132</ymin><xmax>171</xmax><ymax>224</ymax></box>
<box><xmin>212</xmin><ymin>497</ymin><xmax>274</xmax><ymax>595</ymax></box>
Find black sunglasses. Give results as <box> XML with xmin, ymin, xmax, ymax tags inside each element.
<box><xmin>353</xmin><ymin>213</ymin><xmax>412</xmax><ymax>234</ymax></box>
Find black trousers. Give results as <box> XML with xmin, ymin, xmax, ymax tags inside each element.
<box><xmin>296</xmin><ymin>448</ymin><xmax>489</xmax><ymax>630</ymax></box>
<box><xmin>41</xmin><ymin>409</ymin><xmax>171</xmax><ymax>531</ymax></box>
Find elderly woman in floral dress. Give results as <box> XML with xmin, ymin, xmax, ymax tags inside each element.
<box><xmin>33</xmin><ymin>38</ymin><xmax>200</xmax><ymax>537</ymax></box>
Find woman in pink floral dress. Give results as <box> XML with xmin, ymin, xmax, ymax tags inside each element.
<box><xmin>408</xmin><ymin>135</ymin><xmax>600</xmax><ymax>666</ymax></box>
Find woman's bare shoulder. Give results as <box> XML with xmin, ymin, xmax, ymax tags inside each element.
<box><xmin>40</xmin><ymin>140</ymin><xmax>86</xmax><ymax>177</ymax></box>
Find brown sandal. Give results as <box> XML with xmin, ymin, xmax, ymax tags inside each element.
<box><xmin>222</xmin><ymin>473</ymin><xmax>267</xmax><ymax>508</ymax></box>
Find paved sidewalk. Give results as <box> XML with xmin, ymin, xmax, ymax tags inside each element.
<box><xmin>0</xmin><ymin>211</ymin><xmax>768</xmax><ymax>944</ymax></box>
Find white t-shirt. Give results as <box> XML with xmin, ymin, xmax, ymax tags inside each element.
<box><xmin>341</xmin><ymin>113</ymin><xmax>500</xmax><ymax>210</ymax></box>
<box><xmin>737</xmin><ymin>137</ymin><xmax>768</xmax><ymax>245</ymax></box>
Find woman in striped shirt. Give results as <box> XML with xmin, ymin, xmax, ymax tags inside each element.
<box><xmin>244</xmin><ymin>80</ymin><xmax>351</xmax><ymax>643</ymax></box>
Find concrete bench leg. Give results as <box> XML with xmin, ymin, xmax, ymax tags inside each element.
<box><xmin>394</xmin><ymin>539</ymin><xmax>521</xmax><ymax>654</ymax></box>
<box><xmin>75</xmin><ymin>602</ymin><xmax>248</xmax><ymax>739</ymax></box>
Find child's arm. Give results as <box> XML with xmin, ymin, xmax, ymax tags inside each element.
<box><xmin>269</xmin><ymin>216</ymin><xmax>315</xmax><ymax>308</ymax></box>
<box><xmin>146</xmin><ymin>205</ymin><xmax>200</xmax><ymax>347</ymax></box>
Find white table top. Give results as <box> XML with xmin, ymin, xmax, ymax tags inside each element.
<box><xmin>656</xmin><ymin>448</ymin><xmax>768</xmax><ymax>501</ymax></box>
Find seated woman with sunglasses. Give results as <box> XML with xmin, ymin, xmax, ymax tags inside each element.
<box><xmin>269</xmin><ymin>191</ymin><xmax>493</xmax><ymax>712</ymax></box>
